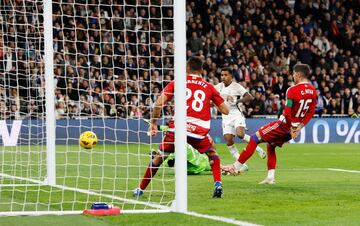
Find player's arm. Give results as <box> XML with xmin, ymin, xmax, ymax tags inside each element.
<box><xmin>211</xmin><ymin>85</ymin><xmax>229</xmax><ymax>115</ymax></box>
<box><xmin>283</xmin><ymin>88</ymin><xmax>294</xmax><ymax>129</ymax></box>
<box><xmin>285</xmin><ymin>99</ymin><xmax>298</xmax><ymax>139</ymax></box>
<box><xmin>211</xmin><ymin>100</ymin><xmax>229</xmax><ymax>115</ymax></box>
<box><xmin>217</xmin><ymin>102</ymin><xmax>229</xmax><ymax>115</ymax></box>
<box><xmin>299</xmin><ymin>96</ymin><xmax>316</xmax><ymax>128</ymax></box>
<box><xmin>291</xmin><ymin>96</ymin><xmax>317</xmax><ymax>139</ymax></box>
<box><xmin>149</xmin><ymin>82</ymin><xmax>173</xmax><ymax>136</ymax></box>
<box><xmin>290</xmin><ymin>100</ymin><xmax>316</xmax><ymax>139</ymax></box>
<box><xmin>283</xmin><ymin>99</ymin><xmax>293</xmax><ymax>124</ymax></box>
<box><xmin>151</xmin><ymin>93</ymin><xmax>168</xmax><ymax>124</ymax></box>
<box><xmin>237</xmin><ymin>92</ymin><xmax>253</xmax><ymax>103</ymax></box>
<box><xmin>236</xmin><ymin>84</ymin><xmax>253</xmax><ymax>103</ymax></box>
<box><xmin>148</xmin><ymin>93</ymin><xmax>169</xmax><ymax>136</ymax></box>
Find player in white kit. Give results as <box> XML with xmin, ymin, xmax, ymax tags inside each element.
<box><xmin>215</xmin><ymin>67</ymin><xmax>266</xmax><ymax>171</ymax></box>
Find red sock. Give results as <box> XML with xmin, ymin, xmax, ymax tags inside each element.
<box><xmin>266</xmin><ymin>144</ymin><xmax>276</xmax><ymax>170</ymax></box>
<box><xmin>238</xmin><ymin>137</ymin><xmax>258</xmax><ymax>164</ymax></box>
<box><xmin>210</xmin><ymin>156</ymin><xmax>221</xmax><ymax>183</ymax></box>
<box><xmin>139</xmin><ymin>162</ymin><xmax>159</xmax><ymax>190</ymax></box>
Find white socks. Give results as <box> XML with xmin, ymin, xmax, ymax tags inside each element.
<box><xmin>243</xmin><ymin>134</ymin><xmax>263</xmax><ymax>154</ymax></box>
<box><xmin>233</xmin><ymin>161</ymin><xmax>244</xmax><ymax>171</ymax></box>
<box><xmin>267</xmin><ymin>169</ymin><xmax>275</xmax><ymax>179</ymax></box>
<box><xmin>227</xmin><ymin>144</ymin><xmax>240</xmax><ymax>160</ymax></box>
<box><xmin>242</xmin><ymin>134</ymin><xmax>250</xmax><ymax>143</ymax></box>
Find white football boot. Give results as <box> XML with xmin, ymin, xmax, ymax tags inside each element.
<box><xmin>221</xmin><ymin>162</ymin><xmax>248</xmax><ymax>175</ymax></box>
<box><xmin>259</xmin><ymin>177</ymin><xmax>276</xmax><ymax>185</ymax></box>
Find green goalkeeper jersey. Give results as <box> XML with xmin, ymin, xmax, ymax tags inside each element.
<box><xmin>164</xmin><ymin>144</ymin><xmax>211</xmax><ymax>175</ymax></box>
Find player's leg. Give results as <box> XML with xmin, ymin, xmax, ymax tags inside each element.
<box><xmin>189</xmin><ymin>135</ymin><xmax>222</xmax><ymax>198</ymax></box>
<box><xmin>220</xmin><ymin>133</ymin><xmax>240</xmax><ymax>175</ymax></box>
<box><xmin>259</xmin><ymin>144</ymin><xmax>276</xmax><ymax>184</ymax></box>
<box><xmin>223</xmin><ymin>133</ymin><xmax>239</xmax><ymax>160</ymax></box>
<box><xmin>133</xmin><ymin>133</ymin><xmax>174</xmax><ymax>197</ymax></box>
<box><xmin>236</xmin><ymin>120</ymin><xmax>282</xmax><ymax>168</ymax></box>
<box><xmin>207</xmin><ymin>136</ymin><xmax>221</xmax><ymax>190</ymax></box>
<box><xmin>133</xmin><ymin>154</ymin><xmax>167</xmax><ymax>196</ymax></box>
<box><xmin>223</xmin><ymin>129</ymin><xmax>263</xmax><ymax>174</ymax></box>
<box><xmin>236</xmin><ymin>125</ymin><xmax>266</xmax><ymax>159</ymax></box>
<box><xmin>205</xmin><ymin>149</ymin><xmax>223</xmax><ymax>198</ymax></box>
<box><xmin>237</xmin><ymin>131</ymin><xmax>262</xmax><ymax>164</ymax></box>
<box><xmin>259</xmin><ymin>130</ymin><xmax>292</xmax><ymax>184</ymax></box>
<box><xmin>223</xmin><ymin>118</ymin><xmax>240</xmax><ymax>160</ymax></box>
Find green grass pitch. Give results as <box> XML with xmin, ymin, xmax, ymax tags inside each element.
<box><xmin>0</xmin><ymin>143</ymin><xmax>359</xmax><ymax>225</ymax></box>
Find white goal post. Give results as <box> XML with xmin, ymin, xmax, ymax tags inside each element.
<box><xmin>0</xmin><ymin>0</ymin><xmax>187</xmax><ymax>216</ymax></box>
<box><xmin>44</xmin><ymin>0</ymin><xmax>56</xmax><ymax>186</ymax></box>
<box><xmin>173</xmin><ymin>0</ymin><xmax>187</xmax><ymax>213</ymax></box>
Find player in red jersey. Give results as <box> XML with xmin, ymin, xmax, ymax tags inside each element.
<box><xmin>133</xmin><ymin>57</ymin><xmax>229</xmax><ymax>198</ymax></box>
<box><xmin>224</xmin><ymin>64</ymin><xmax>316</xmax><ymax>184</ymax></box>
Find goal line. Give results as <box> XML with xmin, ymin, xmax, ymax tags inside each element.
<box><xmin>0</xmin><ymin>172</ymin><xmax>171</xmax><ymax>216</ymax></box>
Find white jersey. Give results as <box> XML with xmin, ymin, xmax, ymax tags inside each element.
<box><xmin>215</xmin><ymin>82</ymin><xmax>248</xmax><ymax>118</ymax></box>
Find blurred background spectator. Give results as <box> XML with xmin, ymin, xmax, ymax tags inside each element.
<box><xmin>0</xmin><ymin>0</ymin><xmax>359</xmax><ymax>120</ymax></box>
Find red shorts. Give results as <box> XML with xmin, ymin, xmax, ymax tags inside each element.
<box><xmin>159</xmin><ymin>132</ymin><xmax>214</xmax><ymax>154</ymax></box>
<box><xmin>258</xmin><ymin>120</ymin><xmax>292</xmax><ymax>147</ymax></box>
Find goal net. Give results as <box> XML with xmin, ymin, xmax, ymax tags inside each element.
<box><xmin>0</xmin><ymin>0</ymin><xmax>183</xmax><ymax>215</ymax></box>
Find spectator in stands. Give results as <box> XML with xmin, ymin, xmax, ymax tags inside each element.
<box><xmin>250</xmin><ymin>92</ymin><xmax>265</xmax><ymax>115</ymax></box>
<box><xmin>315</xmin><ymin>89</ymin><xmax>325</xmax><ymax>116</ymax></box>
<box><xmin>313</xmin><ymin>32</ymin><xmax>331</xmax><ymax>56</ymax></box>
<box><xmin>25</xmin><ymin>99</ymin><xmax>38</xmax><ymax>119</ymax></box>
<box><xmin>56</xmin><ymin>101</ymin><xmax>66</xmax><ymax>119</ymax></box>
<box><xmin>9</xmin><ymin>105</ymin><xmax>19</xmax><ymax>120</ymax></box>
<box><xmin>326</xmin><ymin>98</ymin><xmax>340</xmax><ymax>115</ymax></box>
<box><xmin>341</xmin><ymin>88</ymin><xmax>357</xmax><ymax>115</ymax></box>
<box><xmin>188</xmin><ymin>32</ymin><xmax>203</xmax><ymax>53</ymax></box>
<box><xmin>0</xmin><ymin>100</ymin><xmax>7</xmax><ymax>119</ymax></box>
<box><xmin>323</xmin><ymin>91</ymin><xmax>332</xmax><ymax>113</ymax></box>
<box><xmin>272</xmin><ymin>75</ymin><xmax>288</xmax><ymax>100</ymax></box>
<box><xmin>218</xmin><ymin>0</ymin><xmax>233</xmax><ymax>17</ymax></box>
<box><xmin>0</xmin><ymin>0</ymin><xmax>359</xmax><ymax>120</ymax></box>
<box><xmin>355</xmin><ymin>106</ymin><xmax>360</xmax><ymax>117</ymax></box>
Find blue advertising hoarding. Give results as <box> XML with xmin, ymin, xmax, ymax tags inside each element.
<box><xmin>209</xmin><ymin>118</ymin><xmax>360</xmax><ymax>144</ymax></box>
<box><xmin>0</xmin><ymin>118</ymin><xmax>359</xmax><ymax>146</ymax></box>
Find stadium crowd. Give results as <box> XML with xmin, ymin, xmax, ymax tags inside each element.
<box><xmin>0</xmin><ymin>0</ymin><xmax>359</xmax><ymax>120</ymax></box>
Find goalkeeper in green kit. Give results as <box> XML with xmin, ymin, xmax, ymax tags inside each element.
<box><xmin>164</xmin><ymin>144</ymin><xmax>211</xmax><ymax>175</ymax></box>
<box><xmin>149</xmin><ymin>122</ymin><xmax>211</xmax><ymax>175</ymax></box>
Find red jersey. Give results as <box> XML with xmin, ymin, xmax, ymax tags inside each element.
<box><xmin>162</xmin><ymin>74</ymin><xmax>225</xmax><ymax>138</ymax></box>
<box><xmin>280</xmin><ymin>82</ymin><xmax>316</xmax><ymax>128</ymax></box>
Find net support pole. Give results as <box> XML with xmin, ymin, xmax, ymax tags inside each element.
<box><xmin>173</xmin><ymin>0</ymin><xmax>187</xmax><ymax>213</ymax></box>
<box><xmin>44</xmin><ymin>0</ymin><xmax>56</xmax><ymax>185</ymax></box>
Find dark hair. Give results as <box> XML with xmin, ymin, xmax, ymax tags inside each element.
<box><xmin>293</xmin><ymin>63</ymin><xmax>311</xmax><ymax>78</ymax></box>
<box><xmin>221</xmin><ymin>67</ymin><xmax>232</xmax><ymax>75</ymax></box>
<box><xmin>187</xmin><ymin>56</ymin><xmax>203</xmax><ymax>72</ymax></box>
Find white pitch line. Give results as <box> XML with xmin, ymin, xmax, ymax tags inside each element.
<box><xmin>0</xmin><ymin>211</ymin><xmax>83</xmax><ymax>217</ymax></box>
<box><xmin>0</xmin><ymin>172</ymin><xmax>261</xmax><ymax>225</ymax></box>
<box><xmin>185</xmin><ymin>211</ymin><xmax>261</xmax><ymax>226</ymax></box>
<box><xmin>327</xmin><ymin>168</ymin><xmax>360</xmax><ymax>174</ymax></box>
<box><xmin>0</xmin><ymin>172</ymin><xmax>170</xmax><ymax>211</ymax></box>
<box><xmin>0</xmin><ymin>173</ymin><xmax>44</xmax><ymax>184</ymax></box>
<box><xmin>245</xmin><ymin>168</ymin><xmax>326</xmax><ymax>172</ymax></box>
<box><xmin>52</xmin><ymin>184</ymin><xmax>171</xmax><ymax>210</ymax></box>
<box><xmin>0</xmin><ymin>209</ymin><xmax>172</xmax><ymax>217</ymax></box>
<box><xmin>0</xmin><ymin>184</ymin><xmax>41</xmax><ymax>187</ymax></box>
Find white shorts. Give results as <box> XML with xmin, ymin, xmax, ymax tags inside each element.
<box><xmin>222</xmin><ymin>115</ymin><xmax>246</xmax><ymax>136</ymax></box>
